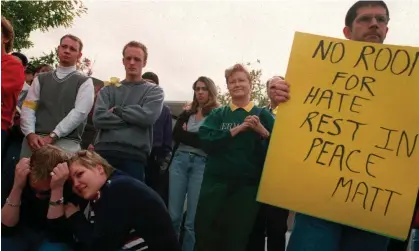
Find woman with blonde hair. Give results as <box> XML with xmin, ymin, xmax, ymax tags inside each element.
<box><xmin>64</xmin><ymin>150</ymin><xmax>181</xmax><ymax>251</ymax></box>
<box><xmin>194</xmin><ymin>64</ymin><xmax>275</xmax><ymax>251</ymax></box>
<box><xmin>168</xmin><ymin>76</ymin><xmax>218</xmax><ymax>251</ymax></box>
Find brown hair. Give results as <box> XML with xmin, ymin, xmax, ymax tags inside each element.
<box><xmin>69</xmin><ymin>150</ymin><xmax>115</xmax><ymax>177</ymax></box>
<box><xmin>30</xmin><ymin>145</ymin><xmax>71</xmax><ymax>182</ymax></box>
<box><xmin>266</xmin><ymin>75</ymin><xmax>285</xmax><ymax>89</ymax></box>
<box><xmin>224</xmin><ymin>64</ymin><xmax>251</xmax><ymax>84</ymax></box>
<box><xmin>190</xmin><ymin>76</ymin><xmax>219</xmax><ymax>116</ymax></box>
<box><xmin>1</xmin><ymin>16</ymin><xmax>14</xmax><ymax>53</ymax></box>
<box><xmin>345</xmin><ymin>1</ymin><xmax>390</xmax><ymax>28</ymax></box>
<box><xmin>60</xmin><ymin>34</ymin><xmax>83</xmax><ymax>52</ymax></box>
<box><xmin>122</xmin><ymin>41</ymin><xmax>148</xmax><ymax>62</ymax></box>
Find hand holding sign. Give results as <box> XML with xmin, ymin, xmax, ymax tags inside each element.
<box><xmin>258</xmin><ymin>32</ymin><xmax>419</xmax><ymax>240</ymax></box>
<box><xmin>270</xmin><ymin>77</ymin><xmax>290</xmax><ymax>104</ymax></box>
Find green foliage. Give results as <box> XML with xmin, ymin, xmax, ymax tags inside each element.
<box><xmin>30</xmin><ymin>49</ymin><xmax>93</xmax><ymax>76</ymax></box>
<box><xmin>217</xmin><ymin>61</ymin><xmax>269</xmax><ymax>107</ymax></box>
<box><xmin>30</xmin><ymin>49</ymin><xmax>59</xmax><ymax>69</ymax></box>
<box><xmin>1</xmin><ymin>0</ymin><xmax>87</xmax><ymax>51</ymax></box>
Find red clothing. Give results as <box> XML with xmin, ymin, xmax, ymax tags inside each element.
<box><xmin>2</xmin><ymin>54</ymin><xmax>25</xmax><ymax>130</ymax></box>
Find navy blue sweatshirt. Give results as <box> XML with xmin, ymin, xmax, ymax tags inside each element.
<box><xmin>152</xmin><ymin>104</ymin><xmax>173</xmax><ymax>158</ymax></box>
<box><xmin>67</xmin><ymin>171</ymin><xmax>181</xmax><ymax>251</ymax></box>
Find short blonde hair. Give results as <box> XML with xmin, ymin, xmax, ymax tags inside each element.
<box><xmin>30</xmin><ymin>145</ymin><xmax>71</xmax><ymax>182</ymax></box>
<box><xmin>69</xmin><ymin>150</ymin><xmax>115</xmax><ymax>177</ymax></box>
<box><xmin>224</xmin><ymin>63</ymin><xmax>251</xmax><ymax>84</ymax></box>
<box><xmin>122</xmin><ymin>41</ymin><xmax>148</xmax><ymax>62</ymax></box>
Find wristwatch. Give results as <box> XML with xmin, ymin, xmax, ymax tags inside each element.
<box><xmin>49</xmin><ymin>132</ymin><xmax>58</xmax><ymax>141</ymax></box>
<box><xmin>49</xmin><ymin>197</ymin><xmax>64</xmax><ymax>206</ymax></box>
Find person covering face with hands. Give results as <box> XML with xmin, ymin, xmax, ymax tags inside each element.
<box><xmin>1</xmin><ymin>145</ymin><xmax>82</xmax><ymax>251</ymax></box>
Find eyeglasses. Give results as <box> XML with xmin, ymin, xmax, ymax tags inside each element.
<box><xmin>356</xmin><ymin>14</ymin><xmax>389</xmax><ymax>25</ymax></box>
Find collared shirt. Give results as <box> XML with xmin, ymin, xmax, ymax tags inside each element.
<box><xmin>230</xmin><ymin>101</ymin><xmax>255</xmax><ymax>112</ymax></box>
<box><xmin>265</xmin><ymin>104</ymin><xmax>277</xmax><ymax>117</ymax></box>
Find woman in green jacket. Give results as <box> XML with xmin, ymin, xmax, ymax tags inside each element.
<box><xmin>195</xmin><ymin>63</ymin><xmax>275</xmax><ymax>251</ymax></box>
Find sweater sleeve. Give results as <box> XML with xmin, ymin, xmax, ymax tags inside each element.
<box><xmin>113</xmin><ymin>86</ymin><xmax>164</xmax><ymax>128</ymax></box>
<box><xmin>260</xmin><ymin>109</ymin><xmax>275</xmax><ymax>134</ymax></box>
<box><xmin>20</xmin><ymin>77</ymin><xmax>40</xmax><ymax>136</ymax></box>
<box><xmin>1</xmin><ymin>57</ymin><xmax>24</xmax><ymax>94</ymax></box>
<box><xmin>53</xmin><ymin>78</ymin><xmax>95</xmax><ymax>138</ymax></box>
<box><xmin>93</xmin><ymin>87</ymin><xmax>127</xmax><ymax>130</ymax></box>
<box><xmin>259</xmin><ymin>108</ymin><xmax>275</xmax><ymax>147</ymax></box>
<box><xmin>173</xmin><ymin>111</ymin><xmax>201</xmax><ymax>149</ymax></box>
<box><xmin>198</xmin><ymin>107</ymin><xmax>232</xmax><ymax>154</ymax></box>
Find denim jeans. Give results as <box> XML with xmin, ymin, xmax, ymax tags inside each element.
<box><xmin>287</xmin><ymin>214</ymin><xmax>389</xmax><ymax>251</ymax></box>
<box><xmin>97</xmin><ymin>151</ymin><xmax>145</xmax><ymax>182</ymax></box>
<box><xmin>168</xmin><ymin>151</ymin><xmax>206</xmax><ymax>251</ymax></box>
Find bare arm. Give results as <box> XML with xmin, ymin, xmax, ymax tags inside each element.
<box><xmin>1</xmin><ymin>187</ymin><xmax>23</xmax><ymax>227</ymax></box>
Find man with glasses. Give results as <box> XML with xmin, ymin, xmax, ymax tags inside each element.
<box><xmin>287</xmin><ymin>1</ymin><xmax>392</xmax><ymax>251</ymax></box>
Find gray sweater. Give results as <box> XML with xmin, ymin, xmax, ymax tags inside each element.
<box><xmin>93</xmin><ymin>80</ymin><xmax>164</xmax><ymax>162</ymax></box>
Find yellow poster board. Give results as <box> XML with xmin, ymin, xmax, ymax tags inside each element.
<box><xmin>258</xmin><ymin>32</ymin><xmax>419</xmax><ymax>240</ymax></box>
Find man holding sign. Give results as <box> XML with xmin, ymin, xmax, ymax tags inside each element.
<box><xmin>263</xmin><ymin>1</ymin><xmax>416</xmax><ymax>251</ymax></box>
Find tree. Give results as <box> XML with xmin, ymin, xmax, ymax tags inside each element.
<box><xmin>217</xmin><ymin>60</ymin><xmax>269</xmax><ymax>107</ymax></box>
<box><xmin>1</xmin><ymin>0</ymin><xmax>87</xmax><ymax>51</ymax></box>
<box><xmin>29</xmin><ymin>49</ymin><xmax>58</xmax><ymax>68</ymax></box>
<box><xmin>29</xmin><ymin>49</ymin><xmax>94</xmax><ymax>76</ymax></box>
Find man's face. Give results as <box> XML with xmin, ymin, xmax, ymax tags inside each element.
<box><xmin>344</xmin><ymin>5</ymin><xmax>389</xmax><ymax>44</ymax></box>
<box><xmin>57</xmin><ymin>37</ymin><xmax>82</xmax><ymax>67</ymax></box>
<box><xmin>25</xmin><ymin>73</ymin><xmax>34</xmax><ymax>85</ymax></box>
<box><xmin>122</xmin><ymin>46</ymin><xmax>146</xmax><ymax>78</ymax></box>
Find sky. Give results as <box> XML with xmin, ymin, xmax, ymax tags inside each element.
<box><xmin>22</xmin><ymin>0</ymin><xmax>419</xmax><ymax>101</ymax></box>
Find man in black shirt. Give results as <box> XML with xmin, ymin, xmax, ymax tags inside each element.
<box><xmin>143</xmin><ymin>71</ymin><xmax>173</xmax><ymax>205</ymax></box>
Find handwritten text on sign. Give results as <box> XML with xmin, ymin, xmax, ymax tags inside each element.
<box><xmin>258</xmin><ymin>32</ymin><xmax>419</xmax><ymax>240</ymax></box>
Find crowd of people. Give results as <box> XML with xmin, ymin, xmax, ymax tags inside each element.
<box><xmin>1</xmin><ymin>1</ymin><xmax>418</xmax><ymax>251</ymax></box>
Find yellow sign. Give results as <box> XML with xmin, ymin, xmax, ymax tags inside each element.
<box><xmin>258</xmin><ymin>32</ymin><xmax>419</xmax><ymax>240</ymax></box>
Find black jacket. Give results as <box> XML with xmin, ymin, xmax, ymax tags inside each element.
<box><xmin>172</xmin><ymin>110</ymin><xmax>202</xmax><ymax>150</ymax></box>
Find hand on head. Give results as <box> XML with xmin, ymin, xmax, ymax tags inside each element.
<box><xmin>13</xmin><ymin>158</ymin><xmax>31</xmax><ymax>190</ymax></box>
<box><xmin>50</xmin><ymin>162</ymin><xmax>70</xmax><ymax>190</ymax></box>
